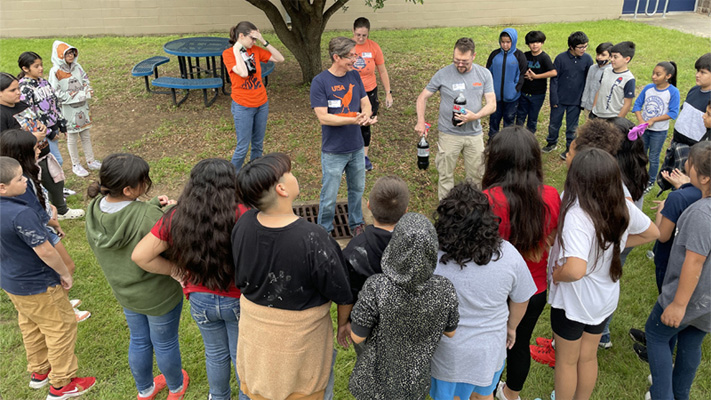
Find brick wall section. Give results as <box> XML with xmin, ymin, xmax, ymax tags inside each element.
<box><xmin>0</xmin><ymin>0</ymin><xmax>623</xmax><ymax>38</ymax></box>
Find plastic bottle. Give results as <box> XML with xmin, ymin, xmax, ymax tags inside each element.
<box><xmin>452</xmin><ymin>92</ymin><xmax>467</xmax><ymax>126</ymax></box>
<box><xmin>417</xmin><ymin>122</ymin><xmax>431</xmax><ymax>170</ymax></box>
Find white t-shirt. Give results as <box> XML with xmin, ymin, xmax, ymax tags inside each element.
<box><xmin>548</xmin><ymin>199</ymin><xmax>651</xmax><ymax>325</ymax></box>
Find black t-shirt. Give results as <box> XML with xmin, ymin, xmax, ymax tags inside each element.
<box><xmin>521</xmin><ymin>51</ymin><xmax>555</xmax><ymax>95</ymax></box>
<box><xmin>342</xmin><ymin>225</ymin><xmax>392</xmax><ymax>298</ymax></box>
<box><xmin>231</xmin><ymin>209</ymin><xmax>353</xmax><ymax>310</ymax></box>
<box><xmin>1</xmin><ymin>102</ymin><xmax>49</xmax><ymax>158</ymax></box>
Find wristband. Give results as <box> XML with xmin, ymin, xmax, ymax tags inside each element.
<box><xmin>263</xmin><ymin>40</ymin><xmax>270</xmax><ymax>47</ymax></box>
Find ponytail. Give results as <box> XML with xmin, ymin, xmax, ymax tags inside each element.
<box><xmin>657</xmin><ymin>61</ymin><xmax>677</xmax><ymax>87</ymax></box>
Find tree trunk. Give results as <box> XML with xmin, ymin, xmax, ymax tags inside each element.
<box><xmin>244</xmin><ymin>0</ymin><xmax>350</xmax><ymax>83</ymax></box>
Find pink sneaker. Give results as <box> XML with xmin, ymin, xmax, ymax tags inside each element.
<box><xmin>530</xmin><ymin>343</ymin><xmax>556</xmax><ymax>368</ymax></box>
<box><xmin>166</xmin><ymin>369</ymin><xmax>189</xmax><ymax>400</ymax></box>
<box><xmin>137</xmin><ymin>374</ymin><xmax>168</xmax><ymax>400</ymax></box>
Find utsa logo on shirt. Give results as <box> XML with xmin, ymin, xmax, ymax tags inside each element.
<box><xmin>331</xmin><ymin>84</ymin><xmax>357</xmax><ymax>117</ymax></box>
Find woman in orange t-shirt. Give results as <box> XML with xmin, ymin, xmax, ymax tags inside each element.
<box><xmin>352</xmin><ymin>17</ymin><xmax>392</xmax><ymax>171</ymax></box>
<box><xmin>223</xmin><ymin>21</ymin><xmax>284</xmax><ymax>171</ymax></box>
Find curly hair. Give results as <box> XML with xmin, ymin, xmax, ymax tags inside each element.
<box><xmin>574</xmin><ymin>119</ymin><xmax>622</xmax><ymax>156</ymax></box>
<box><xmin>609</xmin><ymin>117</ymin><xmax>649</xmax><ymax>201</ymax></box>
<box><xmin>434</xmin><ymin>181</ymin><xmax>502</xmax><ymax>267</ymax></box>
<box><xmin>483</xmin><ymin>125</ymin><xmax>549</xmax><ymax>261</ymax></box>
<box><xmin>559</xmin><ymin>148</ymin><xmax>629</xmax><ymax>282</ymax></box>
<box><xmin>164</xmin><ymin>158</ymin><xmax>240</xmax><ymax>291</ymax></box>
<box><xmin>0</xmin><ymin>129</ymin><xmax>45</xmax><ymax>210</ymax></box>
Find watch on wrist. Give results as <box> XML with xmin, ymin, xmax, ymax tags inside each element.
<box><xmin>263</xmin><ymin>40</ymin><xmax>270</xmax><ymax>47</ymax></box>
<box><xmin>388</xmin><ymin>90</ymin><xmax>393</xmax><ymax>94</ymax></box>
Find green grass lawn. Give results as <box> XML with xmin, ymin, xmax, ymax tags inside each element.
<box><xmin>1</xmin><ymin>19</ymin><xmax>710</xmax><ymax>400</ymax></box>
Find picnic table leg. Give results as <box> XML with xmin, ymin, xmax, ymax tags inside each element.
<box><xmin>195</xmin><ymin>57</ymin><xmax>201</xmax><ymax>78</ymax></box>
<box><xmin>178</xmin><ymin>56</ymin><xmax>188</xmax><ymax>79</ymax></box>
<box><xmin>220</xmin><ymin>56</ymin><xmax>229</xmax><ymax>95</ymax></box>
<box><xmin>187</xmin><ymin>58</ymin><xmax>194</xmax><ymax>79</ymax></box>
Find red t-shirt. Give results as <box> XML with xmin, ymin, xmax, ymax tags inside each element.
<box><xmin>150</xmin><ymin>205</ymin><xmax>250</xmax><ymax>298</ymax></box>
<box><xmin>484</xmin><ymin>185</ymin><xmax>561</xmax><ymax>294</ymax></box>
<box><xmin>222</xmin><ymin>45</ymin><xmax>272</xmax><ymax>107</ymax></box>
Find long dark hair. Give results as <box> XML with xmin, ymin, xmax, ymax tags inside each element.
<box><xmin>87</xmin><ymin>153</ymin><xmax>152</xmax><ymax>199</ymax></box>
<box><xmin>164</xmin><ymin>159</ymin><xmax>241</xmax><ymax>291</ymax></box>
<box><xmin>559</xmin><ymin>148</ymin><xmax>629</xmax><ymax>282</ymax></box>
<box><xmin>434</xmin><ymin>181</ymin><xmax>502</xmax><ymax>267</ymax></box>
<box><xmin>483</xmin><ymin>125</ymin><xmax>549</xmax><ymax>261</ymax></box>
<box><xmin>17</xmin><ymin>52</ymin><xmax>41</xmax><ymax>80</ymax></box>
<box><xmin>0</xmin><ymin>72</ymin><xmax>18</xmax><ymax>92</ymax></box>
<box><xmin>609</xmin><ymin>117</ymin><xmax>649</xmax><ymax>201</ymax></box>
<box><xmin>0</xmin><ymin>129</ymin><xmax>45</xmax><ymax>210</ymax></box>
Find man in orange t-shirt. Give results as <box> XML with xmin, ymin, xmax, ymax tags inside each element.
<box><xmin>352</xmin><ymin>17</ymin><xmax>392</xmax><ymax>171</ymax></box>
<box><xmin>223</xmin><ymin>21</ymin><xmax>284</xmax><ymax>171</ymax></box>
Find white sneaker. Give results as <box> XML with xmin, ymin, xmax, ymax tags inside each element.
<box><xmin>74</xmin><ymin>308</ymin><xmax>91</xmax><ymax>322</ymax></box>
<box><xmin>645</xmin><ymin>391</ymin><xmax>651</xmax><ymax>400</ymax></box>
<box><xmin>70</xmin><ymin>299</ymin><xmax>82</xmax><ymax>308</ymax></box>
<box><xmin>72</xmin><ymin>164</ymin><xmax>89</xmax><ymax>177</ymax></box>
<box><xmin>57</xmin><ymin>208</ymin><xmax>85</xmax><ymax>220</ymax></box>
<box><xmin>87</xmin><ymin>160</ymin><xmax>102</xmax><ymax>170</ymax></box>
<box><xmin>648</xmin><ymin>374</ymin><xmax>653</xmax><ymax>385</ymax></box>
<box><xmin>63</xmin><ymin>187</ymin><xmax>76</xmax><ymax>197</ymax></box>
<box><xmin>495</xmin><ymin>381</ymin><xmax>521</xmax><ymax>400</ymax></box>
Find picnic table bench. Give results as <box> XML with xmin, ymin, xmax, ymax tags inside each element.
<box><xmin>151</xmin><ymin>77</ymin><xmax>223</xmax><ymax>107</ymax></box>
<box><xmin>131</xmin><ymin>56</ymin><xmax>170</xmax><ymax>93</ymax></box>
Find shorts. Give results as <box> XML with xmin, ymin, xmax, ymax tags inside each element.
<box><xmin>430</xmin><ymin>361</ymin><xmax>505</xmax><ymax>399</ymax></box>
<box><xmin>47</xmin><ymin>227</ymin><xmax>61</xmax><ymax>246</ymax></box>
<box><xmin>550</xmin><ymin>307</ymin><xmax>609</xmax><ymax>341</ymax></box>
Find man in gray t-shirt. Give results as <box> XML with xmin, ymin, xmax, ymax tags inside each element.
<box><xmin>415</xmin><ymin>37</ymin><xmax>496</xmax><ymax>200</ymax></box>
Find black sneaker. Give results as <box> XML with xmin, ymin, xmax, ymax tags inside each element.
<box><xmin>560</xmin><ymin>151</ymin><xmax>568</xmax><ymax>161</ymax></box>
<box><xmin>633</xmin><ymin>342</ymin><xmax>649</xmax><ymax>363</ymax></box>
<box><xmin>542</xmin><ymin>143</ymin><xmax>557</xmax><ymax>153</ymax></box>
<box><xmin>629</xmin><ymin>328</ymin><xmax>646</xmax><ymax>345</ymax></box>
<box><xmin>643</xmin><ymin>183</ymin><xmax>654</xmax><ymax>195</ymax></box>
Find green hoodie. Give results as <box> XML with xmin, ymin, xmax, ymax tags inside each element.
<box><xmin>86</xmin><ymin>196</ymin><xmax>182</xmax><ymax>316</ymax></box>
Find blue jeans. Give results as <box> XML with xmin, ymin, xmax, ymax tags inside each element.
<box><xmin>645</xmin><ymin>302</ymin><xmax>707</xmax><ymax>400</ymax></box>
<box><xmin>546</xmin><ymin>104</ymin><xmax>582</xmax><ymax>150</ymax></box>
<box><xmin>189</xmin><ymin>293</ymin><xmax>250</xmax><ymax>400</ymax></box>
<box><xmin>643</xmin><ymin>129</ymin><xmax>668</xmax><ymax>185</ymax></box>
<box><xmin>318</xmin><ymin>149</ymin><xmax>365</xmax><ymax>232</ymax></box>
<box><xmin>489</xmin><ymin>100</ymin><xmax>518</xmax><ymax>138</ymax></box>
<box><xmin>123</xmin><ymin>300</ymin><xmax>184</xmax><ymax>392</ymax></box>
<box><xmin>48</xmin><ymin>137</ymin><xmax>64</xmax><ymax>166</ymax></box>
<box><xmin>515</xmin><ymin>93</ymin><xmax>546</xmax><ymax>133</ymax></box>
<box><xmin>231</xmin><ymin>100</ymin><xmax>268</xmax><ymax>172</ymax></box>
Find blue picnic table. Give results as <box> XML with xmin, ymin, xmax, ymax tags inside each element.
<box><xmin>164</xmin><ymin>37</ymin><xmax>231</xmax><ymax>90</ymax></box>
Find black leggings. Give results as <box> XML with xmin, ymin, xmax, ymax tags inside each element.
<box><xmin>360</xmin><ymin>87</ymin><xmax>380</xmax><ymax>147</ymax></box>
<box><xmin>505</xmin><ymin>290</ymin><xmax>547</xmax><ymax>392</ymax></box>
<box><xmin>39</xmin><ymin>157</ymin><xmax>68</xmax><ymax>215</ymax></box>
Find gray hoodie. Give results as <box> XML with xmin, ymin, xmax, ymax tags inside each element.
<box><xmin>48</xmin><ymin>40</ymin><xmax>92</xmax><ymax>134</ymax></box>
<box><xmin>349</xmin><ymin>213</ymin><xmax>459</xmax><ymax>400</ymax></box>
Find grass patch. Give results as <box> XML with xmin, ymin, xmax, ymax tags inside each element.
<box><xmin>1</xmin><ymin>19</ymin><xmax>710</xmax><ymax>399</ymax></box>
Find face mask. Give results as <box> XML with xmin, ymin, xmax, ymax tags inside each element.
<box><xmin>597</xmin><ymin>59</ymin><xmax>609</xmax><ymax>67</ymax></box>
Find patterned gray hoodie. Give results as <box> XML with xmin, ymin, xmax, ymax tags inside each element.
<box><xmin>349</xmin><ymin>212</ymin><xmax>459</xmax><ymax>400</ymax></box>
<box><xmin>48</xmin><ymin>40</ymin><xmax>92</xmax><ymax>134</ymax></box>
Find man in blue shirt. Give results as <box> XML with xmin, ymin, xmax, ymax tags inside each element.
<box><xmin>543</xmin><ymin>31</ymin><xmax>594</xmax><ymax>160</ymax></box>
<box><xmin>310</xmin><ymin>37</ymin><xmax>375</xmax><ymax>236</ymax></box>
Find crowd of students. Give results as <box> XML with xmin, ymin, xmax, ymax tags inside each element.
<box><xmin>1</xmin><ymin>21</ymin><xmax>711</xmax><ymax>400</ymax></box>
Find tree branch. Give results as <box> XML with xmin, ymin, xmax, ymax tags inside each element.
<box><xmin>323</xmin><ymin>0</ymin><xmax>349</xmax><ymax>25</ymax></box>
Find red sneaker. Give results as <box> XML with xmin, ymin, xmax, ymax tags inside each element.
<box><xmin>530</xmin><ymin>343</ymin><xmax>556</xmax><ymax>368</ymax></box>
<box><xmin>137</xmin><ymin>374</ymin><xmax>168</xmax><ymax>400</ymax></box>
<box><xmin>29</xmin><ymin>370</ymin><xmax>50</xmax><ymax>389</ymax></box>
<box><xmin>166</xmin><ymin>369</ymin><xmax>189</xmax><ymax>400</ymax></box>
<box><xmin>535</xmin><ymin>337</ymin><xmax>553</xmax><ymax>348</ymax></box>
<box><xmin>47</xmin><ymin>376</ymin><xmax>96</xmax><ymax>399</ymax></box>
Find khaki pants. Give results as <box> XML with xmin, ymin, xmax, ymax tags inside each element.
<box><xmin>435</xmin><ymin>132</ymin><xmax>485</xmax><ymax>200</ymax></box>
<box><xmin>6</xmin><ymin>285</ymin><xmax>78</xmax><ymax>387</ymax></box>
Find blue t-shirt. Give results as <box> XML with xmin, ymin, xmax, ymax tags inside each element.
<box><xmin>310</xmin><ymin>69</ymin><xmax>366</xmax><ymax>154</ymax></box>
<box><xmin>632</xmin><ymin>83</ymin><xmax>680</xmax><ymax>132</ymax></box>
<box><xmin>653</xmin><ymin>183</ymin><xmax>702</xmax><ymax>273</ymax></box>
<box><xmin>0</xmin><ymin>196</ymin><xmax>60</xmax><ymax>295</ymax></box>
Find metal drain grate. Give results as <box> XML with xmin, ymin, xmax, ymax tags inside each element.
<box><xmin>293</xmin><ymin>202</ymin><xmax>352</xmax><ymax>239</ymax></box>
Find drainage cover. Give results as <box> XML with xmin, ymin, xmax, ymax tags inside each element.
<box><xmin>293</xmin><ymin>202</ymin><xmax>352</xmax><ymax>239</ymax></box>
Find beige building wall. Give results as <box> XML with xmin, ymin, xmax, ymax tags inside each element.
<box><xmin>0</xmin><ymin>0</ymin><xmax>624</xmax><ymax>38</ymax></box>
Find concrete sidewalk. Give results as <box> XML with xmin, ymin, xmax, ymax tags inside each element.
<box><xmin>621</xmin><ymin>12</ymin><xmax>711</xmax><ymax>39</ymax></box>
